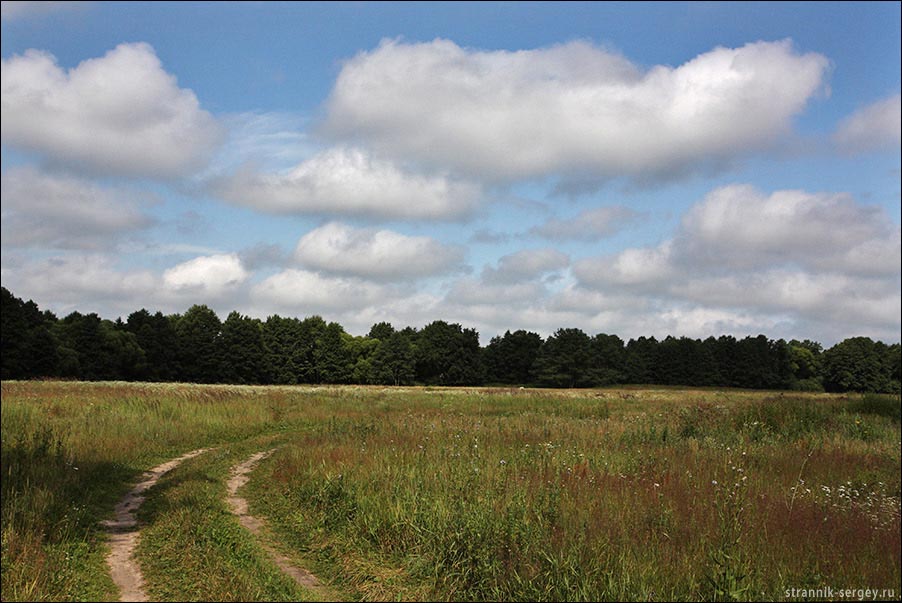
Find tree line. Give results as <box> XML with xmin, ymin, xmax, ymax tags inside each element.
<box><xmin>2</xmin><ymin>287</ymin><xmax>899</xmax><ymax>393</ymax></box>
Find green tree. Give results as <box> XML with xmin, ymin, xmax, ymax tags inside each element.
<box><xmin>125</xmin><ymin>309</ymin><xmax>179</xmax><ymax>381</ymax></box>
<box><xmin>367</xmin><ymin>321</ymin><xmax>395</xmax><ymax>341</ymax></box>
<box><xmin>54</xmin><ymin>312</ymin><xmax>144</xmax><ymax>381</ymax></box>
<box><xmin>175</xmin><ymin>305</ymin><xmax>222</xmax><ymax>383</ymax></box>
<box><xmin>315</xmin><ymin>321</ymin><xmax>353</xmax><ymax>384</ymax></box>
<box><xmin>625</xmin><ymin>336</ymin><xmax>658</xmax><ymax>384</ymax></box>
<box><xmin>1</xmin><ymin>287</ymin><xmax>60</xmax><ymax>379</ymax></box>
<box><xmin>483</xmin><ymin>329</ymin><xmax>543</xmax><ymax>385</ymax></box>
<box><xmin>297</xmin><ymin>316</ymin><xmax>327</xmax><ymax>383</ymax></box>
<box><xmin>823</xmin><ymin>337</ymin><xmax>892</xmax><ymax>393</ymax></box>
<box><xmin>589</xmin><ymin>333</ymin><xmax>627</xmax><ymax>386</ymax></box>
<box><xmin>372</xmin><ymin>330</ymin><xmax>416</xmax><ymax>385</ymax></box>
<box><xmin>532</xmin><ymin>328</ymin><xmax>593</xmax><ymax>388</ymax></box>
<box><xmin>788</xmin><ymin>339</ymin><xmax>824</xmax><ymax>391</ymax></box>
<box><xmin>415</xmin><ymin>321</ymin><xmax>482</xmax><ymax>385</ymax></box>
<box><xmin>262</xmin><ymin>315</ymin><xmax>304</xmax><ymax>384</ymax></box>
<box><xmin>219</xmin><ymin>312</ymin><xmax>266</xmax><ymax>384</ymax></box>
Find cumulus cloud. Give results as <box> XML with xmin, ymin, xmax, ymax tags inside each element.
<box><xmin>293</xmin><ymin>221</ymin><xmax>466</xmax><ymax>281</ymax></box>
<box><xmin>677</xmin><ymin>184</ymin><xmax>900</xmax><ymax>274</ymax></box>
<box><xmin>530</xmin><ymin>206</ymin><xmax>640</xmax><ymax>240</ymax></box>
<box><xmin>447</xmin><ymin>278</ymin><xmax>547</xmax><ymax>306</ymax></box>
<box><xmin>212</xmin><ymin>147</ymin><xmax>480</xmax><ymax>220</ymax></box>
<box><xmin>833</xmin><ymin>93</ymin><xmax>902</xmax><ymax>154</ymax></box>
<box><xmin>2</xmin><ymin>253</ymin><xmax>157</xmax><ymax>314</ymax></box>
<box><xmin>1</xmin><ymin>166</ymin><xmax>155</xmax><ymax>249</ymax></box>
<box><xmin>481</xmin><ymin>248</ymin><xmax>569</xmax><ymax>284</ymax></box>
<box><xmin>575</xmin><ymin>242</ymin><xmax>675</xmax><ymax>290</ymax></box>
<box><xmin>322</xmin><ymin>38</ymin><xmax>829</xmax><ymax>183</ymax></box>
<box><xmin>162</xmin><ymin>253</ymin><xmax>248</xmax><ymax>297</ymax></box>
<box><xmin>238</xmin><ymin>243</ymin><xmax>291</xmax><ymax>271</ymax></box>
<box><xmin>573</xmin><ymin>184</ymin><xmax>901</xmax><ymax>339</ymax></box>
<box><xmin>251</xmin><ymin>269</ymin><xmax>399</xmax><ymax>314</ymax></box>
<box><xmin>1</xmin><ymin>42</ymin><xmax>223</xmax><ymax>178</ymax></box>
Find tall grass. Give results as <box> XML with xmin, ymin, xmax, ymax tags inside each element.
<box><xmin>2</xmin><ymin>382</ymin><xmax>900</xmax><ymax>601</ymax></box>
<box><xmin>246</xmin><ymin>390</ymin><xmax>901</xmax><ymax>601</ymax></box>
<box><xmin>0</xmin><ymin>381</ymin><xmax>333</xmax><ymax>601</ymax></box>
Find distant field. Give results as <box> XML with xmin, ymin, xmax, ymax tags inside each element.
<box><xmin>2</xmin><ymin>381</ymin><xmax>899</xmax><ymax>601</ymax></box>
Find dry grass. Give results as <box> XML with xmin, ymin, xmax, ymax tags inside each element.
<box><xmin>2</xmin><ymin>382</ymin><xmax>899</xmax><ymax>601</ymax></box>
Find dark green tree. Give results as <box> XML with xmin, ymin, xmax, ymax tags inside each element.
<box><xmin>625</xmin><ymin>336</ymin><xmax>658</xmax><ymax>384</ymax></box>
<box><xmin>367</xmin><ymin>321</ymin><xmax>395</xmax><ymax>341</ymax></box>
<box><xmin>297</xmin><ymin>316</ymin><xmax>327</xmax><ymax>383</ymax></box>
<box><xmin>261</xmin><ymin>315</ymin><xmax>304</xmax><ymax>384</ymax></box>
<box><xmin>54</xmin><ymin>312</ymin><xmax>143</xmax><ymax>381</ymax></box>
<box><xmin>347</xmin><ymin>334</ymin><xmax>379</xmax><ymax>384</ymax></box>
<box><xmin>125</xmin><ymin>309</ymin><xmax>179</xmax><ymax>381</ymax></box>
<box><xmin>823</xmin><ymin>337</ymin><xmax>894</xmax><ymax>393</ymax></box>
<box><xmin>532</xmin><ymin>328</ymin><xmax>593</xmax><ymax>388</ymax></box>
<box><xmin>788</xmin><ymin>339</ymin><xmax>824</xmax><ymax>390</ymax></box>
<box><xmin>415</xmin><ymin>321</ymin><xmax>482</xmax><ymax>385</ymax></box>
<box><xmin>174</xmin><ymin>305</ymin><xmax>222</xmax><ymax>383</ymax></box>
<box><xmin>483</xmin><ymin>329</ymin><xmax>543</xmax><ymax>385</ymax></box>
<box><xmin>372</xmin><ymin>330</ymin><xmax>416</xmax><ymax>385</ymax></box>
<box><xmin>219</xmin><ymin>312</ymin><xmax>266</xmax><ymax>384</ymax></box>
<box><xmin>315</xmin><ymin>321</ymin><xmax>353</xmax><ymax>384</ymax></box>
<box><xmin>589</xmin><ymin>333</ymin><xmax>627</xmax><ymax>385</ymax></box>
<box><xmin>1</xmin><ymin>287</ymin><xmax>60</xmax><ymax>379</ymax></box>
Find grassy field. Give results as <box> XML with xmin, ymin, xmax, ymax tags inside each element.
<box><xmin>1</xmin><ymin>381</ymin><xmax>899</xmax><ymax>601</ymax></box>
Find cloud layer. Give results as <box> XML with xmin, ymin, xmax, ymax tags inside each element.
<box><xmin>162</xmin><ymin>254</ymin><xmax>249</xmax><ymax>297</ymax></box>
<box><xmin>833</xmin><ymin>93</ymin><xmax>902</xmax><ymax>154</ymax></box>
<box><xmin>1</xmin><ymin>42</ymin><xmax>223</xmax><ymax>178</ymax></box>
<box><xmin>1</xmin><ymin>166</ymin><xmax>155</xmax><ymax>249</ymax></box>
<box><xmin>293</xmin><ymin>222</ymin><xmax>466</xmax><ymax>280</ymax></box>
<box><xmin>322</xmin><ymin>38</ymin><xmax>829</xmax><ymax>183</ymax></box>
<box><xmin>214</xmin><ymin>147</ymin><xmax>480</xmax><ymax>220</ymax></box>
<box><xmin>574</xmin><ymin>184</ymin><xmax>901</xmax><ymax>340</ymax></box>
<box><xmin>530</xmin><ymin>206</ymin><xmax>640</xmax><ymax>240</ymax></box>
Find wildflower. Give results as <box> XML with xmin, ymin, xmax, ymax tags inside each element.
<box><xmin>712</xmin><ymin>480</ymin><xmax>718</xmax><ymax>486</ymax></box>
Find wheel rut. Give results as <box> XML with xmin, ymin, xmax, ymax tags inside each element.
<box><xmin>101</xmin><ymin>448</ymin><xmax>210</xmax><ymax>602</ymax></box>
<box><xmin>227</xmin><ymin>449</ymin><xmax>331</xmax><ymax>597</ymax></box>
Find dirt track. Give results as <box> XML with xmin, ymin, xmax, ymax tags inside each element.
<box><xmin>227</xmin><ymin>449</ymin><xmax>329</xmax><ymax>595</ymax></box>
<box><xmin>102</xmin><ymin>448</ymin><xmax>210</xmax><ymax>602</ymax></box>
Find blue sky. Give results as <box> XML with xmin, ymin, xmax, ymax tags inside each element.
<box><xmin>1</xmin><ymin>1</ymin><xmax>899</xmax><ymax>344</ymax></box>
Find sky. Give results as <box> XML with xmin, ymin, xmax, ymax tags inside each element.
<box><xmin>1</xmin><ymin>1</ymin><xmax>900</xmax><ymax>345</ymax></box>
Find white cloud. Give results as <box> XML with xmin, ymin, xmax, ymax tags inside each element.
<box><xmin>574</xmin><ymin>242</ymin><xmax>674</xmax><ymax>289</ymax></box>
<box><xmin>162</xmin><ymin>253</ymin><xmax>248</xmax><ymax>297</ymax></box>
<box><xmin>447</xmin><ymin>278</ymin><xmax>547</xmax><ymax>306</ymax></box>
<box><xmin>482</xmin><ymin>248</ymin><xmax>569</xmax><ymax>283</ymax></box>
<box><xmin>572</xmin><ymin>184</ymin><xmax>901</xmax><ymax>340</ymax></box>
<box><xmin>213</xmin><ymin>147</ymin><xmax>480</xmax><ymax>220</ymax></box>
<box><xmin>1</xmin><ymin>43</ymin><xmax>223</xmax><ymax>178</ymax></box>
<box><xmin>293</xmin><ymin>221</ymin><xmax>465</xmax><ymax>281</ymax></box>
<box><xmin>2</xmin><ymin>253</ymin><xmax>157</xmax><ymax>314</ymax></box>
<box><xmin>251</xmin><ymin>269</ymin><xmax>398</xmax><ymax>314</ymax></box>
<box><xmin>0</xmin><ymin>166</ymin><xmax>155</xmax><ymax>249</ymax></box>
<box><xmin>530</xmin><ymin>206</ymin><xmax>640</xmax><ymax>240</ymax></box>
<box><xmin>833</xmin><ymin>93</ymin><xmax>902</xmax><ymax>154</ymax></box>
<box><xmin>678</xmin><ymin>184</ymin><xmax>899</xmax><ymax>273</ymax></box>
<box><xmin>322</xmin><ymin>38</ymin><xmax>829</xmax><ymax>183</ymax></box>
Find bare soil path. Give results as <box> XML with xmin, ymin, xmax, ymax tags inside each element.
<box><xmin>101</xmin><ymin>448</ymin><xmax>210</xmax><ymax>602</ymax></box>
<box><xmin>227</xmin><ymin>449</ymin><xmax>331</xmax><ymax>597</ymax></box>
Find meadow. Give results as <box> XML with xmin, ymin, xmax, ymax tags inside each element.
<box><xmin>1</xmin><ymin>381</ymin><xmax>899</xmax><ymax>601</ymax></box>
